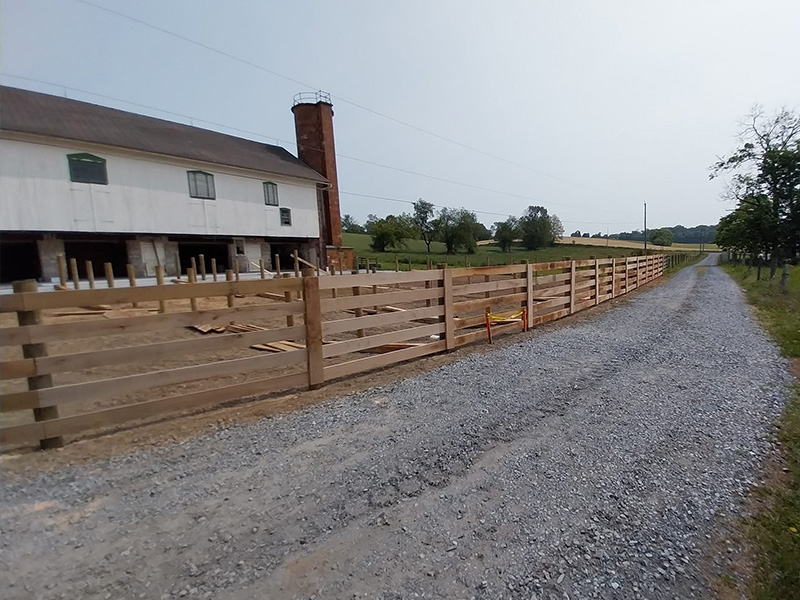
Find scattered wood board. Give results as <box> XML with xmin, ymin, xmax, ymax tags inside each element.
<box><xmin>191</xmin><ymin>324</ymin><xmax>227</xmax><ymax>334</ymax></box>
<box><xmin>102</xmin><ymin>308</ymin><xmax>160</xmax><ymax>319</ymax></box>
<box><xmin>52</xmin><ymin>310</ymin><xmax>107</xmax><ymax>317</ymax></box>
<box><xmin>358</xmin><ymin>342</ymin><xmax>426</xmax><ymax>354</ymax></box>
<box><xmin>81</xmin><ymin>304</ymin><xmax>113</xmax><ymax>311</ymax></box>
<box><xmin>171</xmin><ymin>278</ymin><xmax>188</xmax><ymax>284</ymax></box>
<box><xmin>256</xmin><ymin>292</ymin><xmax>286</xmax><ymax>301</ymax></box>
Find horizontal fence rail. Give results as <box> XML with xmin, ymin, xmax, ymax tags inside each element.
<box><xmin>0</xmin><ymin>254</ymin><xmax>670</xmax><ymax>448</ymax></box>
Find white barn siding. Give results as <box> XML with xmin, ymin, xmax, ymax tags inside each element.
<box><xmin>0</xmin><ymin>138</ymin><xmax>320</xmax><ymax>239</ymax></box>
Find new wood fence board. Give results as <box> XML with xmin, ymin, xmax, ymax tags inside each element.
<box><xmin>319</xmin><ymin>270</ymin><xmax>441</xmax><ymax>289</ymax></box>
<box><xmin>321</xmin><ymin>286</ymin><xmax>443</xmax><ymax>313</ymax></box>
<box><xmin>322</xmin><ymin>305</ymin><xmax>444</xmax><ymax>335</ymax></box>
<box><xmin>31</xmin><ymin>325</ymin><xmax>306</xmax><ymax>376</ymax></box>
<box><xmin>0</xmin><ymin>302</ymin><xmax>305</xmax><ymax>348</ymax></box>
<box><xmin>322</xmin><ymin>323</ymin><xmax>444</xmax><ymax>358</ymax></box>
<box><xmin>323</xmin><ymin>340</ymin><xmax>447</xmax><ymax>381</ymax></box>
<box><xmin>10</xmin><ymin>278</ymin><xmax>304</xmax><ymax>312</ymax></box>
<box><xmin>0</xmin><ymin>358</ymin><xmax>36</xmax><ymax>379</ymax></box>
<box><xmin>12</xmin><ymin>349</ymin><xmax>308</xmax><ymax>410</ymax></box>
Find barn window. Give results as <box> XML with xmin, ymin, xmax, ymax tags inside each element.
<box><xmin>263</xmin><ymin>182</ymin><xmax>279</xmax><ymax>206</ymax></box>
<box><xmin>187</xmin><ymin>171</ymin><xmax>216</xmax><ymax>199</ymax></box>
<box><xmin>67</xmin><ymin>153</ymin><xmax>108</xmax><ymax>184</ymax></box>
<box><xmin>280</xmin><ymin>208</ymin><xmax>292</xmax><ymax>226</ymax></box>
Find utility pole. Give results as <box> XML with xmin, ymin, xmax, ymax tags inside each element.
<box><xmin>643</xmin><ymin>202</ymin><xmax>647</xmax><ymax>255</ymax></box>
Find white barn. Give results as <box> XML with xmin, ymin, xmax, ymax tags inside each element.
<box><xmin>0</xmin><ymin>86</ymin><xmax>347</xmax><ymax>283</ymax></box>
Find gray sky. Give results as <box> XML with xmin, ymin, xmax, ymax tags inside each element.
<box><xmin>2</xmin><ymin>0</ymin><xmax>799</xmax><ymax>233</ymax></box>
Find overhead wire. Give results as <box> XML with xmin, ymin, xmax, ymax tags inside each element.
<box><xmin>3</xmin><ymin>73</ymin><xmax>634</xmax><ymax>223</ymax></box>
<box><xmin>70</xmin><ymin>0</ymin><xmax>627</xmax><ymax>200</ymax></box>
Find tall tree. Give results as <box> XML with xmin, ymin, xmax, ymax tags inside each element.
<box><xmin>649</xmin><ymin>228</ymin><xmax>674</xmax><ymax>246</ymax></box>
<box><xmin>518</xmin><ymin>206</ymin><xmax>559</xmax><ymax>250</ymax></box>
<box><xmin>494</xmin><ymin>217</ymin><xmax>519</xmax><ymax>252</ymax></box>
<box><xmin>365</xmin><ymin>213</ymin><xmax>414</xmax><ymax>252</ymax></box>
<box><xmin>341</xmin><ymin>214</ymin><xmax>365</xmax><ymax>234</ymax></box>
<box><xmin>433</xmin><ymin>208</ymin><xmax>480</xmax><ymax>254</ymax></box>
<box><xmin>412</xmin><ymin>199</ymin><xmax>437</xmax><ymax>254</ymax></box>
<box><xmin>711</xmin><ymin>106</ymin><xmax>800</xmax><ymax>274</ymax></box>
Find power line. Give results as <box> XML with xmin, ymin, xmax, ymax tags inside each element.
<box><xmin>70</xmin><ymin>0</ymin><xmax>625</xmax><ymax>199</ymax></box>
<box><xmin>2</xmin><ymin>73</ymin><xmax>620</xmax><ymax>214</ymax></box>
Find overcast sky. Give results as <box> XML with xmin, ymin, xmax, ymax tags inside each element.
<box><xmin>2</xmin><ymin>0</ymin><xmax>799</xmax><ymax>233</ymax></box>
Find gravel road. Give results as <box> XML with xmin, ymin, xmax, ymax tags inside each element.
<box><xmin>1</xmin><ymin>255</ymin><xmax>791</xmax><ymax>600</ymax></box>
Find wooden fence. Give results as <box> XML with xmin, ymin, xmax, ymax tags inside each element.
<box><xmin>0</xmin><ymin>255</ymin><xmax>666</xmax><ymax>448</ymax></box>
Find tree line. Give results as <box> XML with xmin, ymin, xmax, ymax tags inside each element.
<box><xmin>342</xmin><ymin>200</ymin><xmax>564</xmax><ymax>254</ymax></box>
<box><xmin>596</xmin><ymin>224</ymin><xmax>717</xmax><ymax>245</ymax></box>
<box><xmin>568</xmin><ymin>228</ymin><xmax>679</xmax><ymax>246</ymax></box>
<box><xmin>712</xmin><ymin>107</ymin><xmax>800</xmax><ymax>276</ymax></box>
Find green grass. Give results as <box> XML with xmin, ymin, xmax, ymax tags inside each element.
<box><xmin>723</xmin><ymin>262</ymin><xmax>800</xmax><ymax>600</ymax></box>
<box><xmin>664</xmin><ymin>252</ymin><xmax>707</xmax><ymax>276</ymax></box>
<box><xmin>343</xmin><ymin>233</ymin><xmax>650</xmax><ymax>269</ymax></box>
<box><xmin>723</xmin><ymin>263</ymin><xmax>800</xmax><ymax>356</ymax></box>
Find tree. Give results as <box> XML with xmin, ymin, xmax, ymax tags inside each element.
<box><xmin>550</xmin><ymin>215</ymin><xmax>564</xmax><ymax>241</ymax></box>
<box><xmin>365</xmin><ymin>213</ymin><xmax>414</xmax><ymax>252</ymax></box>
<box><xmin>582</xmin><ymin>232</ymin><xmax>590</xmax><ymax>238</ymax></box>
<box><xmin>473</xmin><ymin>221</ymin><xmax>493</xmax><ymax>241</ymax></box>
<box><xmin>494</xmin><ymin>217</ymin><xmax>519</xmax><ymax>252</ymax></box>
<box><xmin>649</xmin><ymin>228</ymin><xmax>674</xmax><ymax>246</ymax></box>
<box><xmin>433</xmin><ymin>208</ymin><xmax>479</xmax><ymax>254</ymax></box>
<box><xmin>711</xmin><ymin>106</ymin><xmax>800</xmax><ymax>274</ymax></box>
<box><xmin>412</xmin><ymin>199</ymin><xmax>437</xmax><ymax>254</ymax></box>
<box><xmin>518</xmin><ymin>206</ymin><xmax>557</xmax><ymax>250</ymax></box>
<box><xmin>715</xmin><ymin>195</ymin><xmax>773</xmax><ymax>259</ymax></box>
<box><xmin>591</xmin><ymin>232</ymin><xmax>603</xmax><ymax>239</ymax></box>
<box><xmin>571</xmin><ymin>230</ymin><xmax>582</xmax><ymax>238</ymax></box>
<box><xmin>341</xmin><ymin>214</ymin><xmax>365</xmax><ymax>234</ymax></box>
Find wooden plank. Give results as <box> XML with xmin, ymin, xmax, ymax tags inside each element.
<box><xmin>0</xmin><ymin>421</ymin><xmax>46</xmax><ymax>446</ymax></box>
<box><xmin>7</xmin><ymin>348</ymin><xmax>309</xmax><ymax>410</ymax></box>
<box><xmin>451</xmin><ymin>277</ymin><xmax>526</xmax><ymax>296</ymax></box>
<box><xmin>529</xmin><ymin>307</ymin><xmax>570</xmax><ymax>326</ymax></box>
<box><xmin>443</xmin><ymin>269</ymin><xmax>455</xmax><ymax>350</ymax></box>
<box><xmin>569</xmin><ymin>261</ymin><xmax>576</xmax><ymax>314</ymax></box>
<box><xmin>450</xmin><ymin>264</ymin><xmax>526</xmax><ymax>278</ymax></box>
<box><xmin>0</xmin><ymin>390</ymin><xmax>41</xmax><ymax>412</ymax></box>
<box><xmin>29</xmin><ymin>371</ymin><xmax>309</xmax><ymax>441</ymax></box>
<box><xmin>322</xmin><ymin>323</ymin><xmax>444</xmax><ymax>358</ymax></box>
<box><xmin>303</xmin><ymin>276</ymin><xmax>324</xmax><ymax>389</ymax></box>
<box><xmin>0</xmin><ymin>358</ymin><xmax>36</xmax><ymax>379</ymax></box>
<box><xmin>323</xmin><ymin>305</ymin><xmax>444</xmax><ymax>335</ymax></box>
<box><xmin>530</xmin><ymin>296</ymin><xmax>570</xmax><ymax>313</ymax></box>
<box><xmin>594</xmin><ymin>259</ymin><xmax>600</xmax><ymax>305</ymax></box>
<box><xmin>2</xmin><ymin>302</ymin><xmax>305</xmax><ymax>348</ymax></box>
<box><xmin>454</xmin><ymin>321</ymin><xmax>521</xmax><ymax>347</ymax></box>
<box><xmin>321</xmin><ymin>286</ymin><xmax>443</xmax><ymax>313</ymax></box>
<box><xmin>318</xmin><ymin>270</ymin><xmax>441</xmax><ymax>289</ymax></box>
<box><xmin>32</xmin><ymin>325</ymin><xmax>305</xmax><ymax>375</ymax></box>
<box><xmin>323</xmin><ymin>340</ymin><xmax>447</xmax><ymax>381</ymax></box>
<box><xmin>10</xmin><ymin>277</ymin><xmax>304</xmax><ymax>312</ymax></box>
<box><xmin>452</xmin><ymin>292</ymin><xmax>527</xmax><ymax>314</ymax></box>
<box><xmin>526</xmin><ymin>263</ymin><xmax>534</xmax><ymax>310</ymax></box>
<box><xmin>0</xmin><ymin>295</ymin><xmax>24</xmax><ymax>313</ymax></box>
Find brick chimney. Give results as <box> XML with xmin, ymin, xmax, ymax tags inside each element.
<box><xmin>292</xmin><ymin>91</ymin><xmax>342</xmax><ymax>248</ymax></box>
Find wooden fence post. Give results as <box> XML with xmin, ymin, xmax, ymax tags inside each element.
<box><xmin>526</xmin><ymin>261</ymin><xmax>534</xmax><ymax>321</ymax></box>
<box><xmin>104</xmin><ymin>262</ymin><xmax>115</xmax><ymax>288</ymax></box>
<box><xmin>283</xmin><ymin>273</ymin><xmax>295</xmax><ymax>327</ymax></box>
<box><xmin>259</xmin><ymin>259</ymin><xmax>266</xmax><ymax>280</ymax></box>
<box><xmin>225</xmin><ymin>269</ymin><xmax>234</xmax><ymax>307</ymax></box>
<box><xmin>187</xmin><ymin>268</ymin><xmax>198</xmax><ymax>311</ymax></box>
<box><xmin>611</xmin><ymin>258</ymin><xmax>617</xmax><ymax>298</ymax></box>
<box><xmin>12</xmin><ymin>279</ymin><xmax>64</xmax><ymax>449</ymax></box>
<box><xmin>85</xmin><ymin>261</ymin><xmax>96</xmax><ymax>289</ymax></box>
<box><xmin>156</xmin><ymin>264</ymin><xmax>167</xmax><ymax>313</ymax></box>
<box><xmin>69</xmin><ymin>258</ymin><xmax>80</xmax><ymax>290</ymax></box>
<box><xmin>352</xmin><ymin>268</ymin><xmax>365</xmax><ymax>338</ymax></box>
<box><xmin>199</xmin><ymin>254</ymin><xmax>207</xmax><ymax>281</ymax></box>
<box><xmin>57</xmin><ymin>254</ymin><xmax>68</xmax><ymax>287</ymax></box>
<box><xmin>274</xmin><ymin>253</ymin><xmax>282</xmax><ymax>276</ymax></box>
<box><xmin>443</xmin><ymin>267</ymin><xmax>455</xmax><ymax>349</ymax></box>
<box><xmin>569</xmin><ymin>260</ymin><xmax>576</xmax><ymax>314</ymax></box>
<box><xmin>211</xmin><ymin>258</ymin><xmax>218</xmax><ymax>282</ymax></box>
<box><xmin>594</xmin><ymin>258</ymin><xmax>600</xmax><ymax>305</ymax></box>
<box><xmin>303</xmin><ymin>271</ymin><xmax>324</xmax><ymax>389</ymax></box>
<box><xmin>127</xmin><ymin>264</ymin><xmax>138</xmax><ymax>307</ymax></box>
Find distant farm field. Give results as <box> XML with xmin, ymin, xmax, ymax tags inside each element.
<box><xmin>342</xmin><ymin>233</ymin><xmax>666</xmax><ymax>269</ymax></box>
<box><xmin>557</xmin><ymin>236</ymin><xmax>718</xmax><ymax>252</ymax></box>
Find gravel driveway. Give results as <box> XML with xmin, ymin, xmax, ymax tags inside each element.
<box><xmin>0</xmin><ymin>255</ymin><xmax>791</xmax><ymax>600</ymax></box>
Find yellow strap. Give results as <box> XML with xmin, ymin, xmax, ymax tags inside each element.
<box><xmin>487</xmin><ymin>310</ymin><xmax>524</xmax><ymax>322</ymax></box>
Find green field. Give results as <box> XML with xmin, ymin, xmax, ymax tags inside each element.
<box><xmin>723</xmin><ymin>262</ymin><xmax>799</xmax><ymax>599</ymax></box>
<box><xmin>342</xmin><ymin>233</ymin><xmax>674</xmax><ymax>269</ymax></box>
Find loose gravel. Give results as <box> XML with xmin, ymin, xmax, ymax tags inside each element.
<box><xmin>0</xmin><ymin>255</ymin><xmax>791</xmax><ymax>600</ymax></box>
